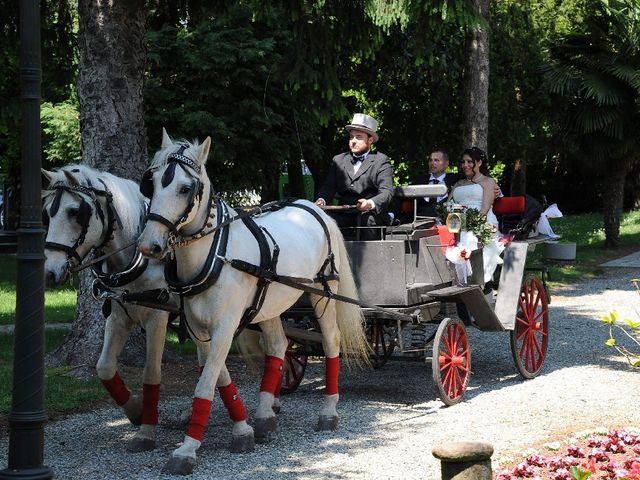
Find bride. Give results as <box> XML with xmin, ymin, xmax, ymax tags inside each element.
<box><xmin>450</xmin><ymin>147</ymin><xmax>503</xmax><ymax>284</ymax></box>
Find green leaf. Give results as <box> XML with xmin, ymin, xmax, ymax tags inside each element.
<box><xmin>569</xmin><ymin>465</ymin><xmax>593</xmax><ymax>480</ymax></box>
<box><xmin>624</xmin><ymin>319</ymin><xmax>640</xmax><ymax>329</ymax></box>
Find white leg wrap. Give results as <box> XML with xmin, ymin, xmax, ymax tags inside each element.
<box><xmin>232</xmin><ymin>420</ymin><xmax>253</xmax><ymax>437</ymax></box>
<box><xmin>255</xmin><ymin>391</ymin><xmax>276</xmax><ymax>419</ymax></box>
<box><xmin>319</xmin><ymin>393</ymin><xmax>339</xmax><ymax>417</ymax></box>
<box><xmin>173</xmin><ymin>436</ymin><xmax>201</xmax><ymax>459</ymax></box>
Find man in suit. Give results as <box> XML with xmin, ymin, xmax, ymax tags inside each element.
<box><xmin>414</xmin><ymin>149</ymin><xmax>459</xmax><ymax>217</ymax></box>
<box><xmin>315</xmin><ymin>113</ymin><xmax>394</xmax><ymax>240</ymax></box>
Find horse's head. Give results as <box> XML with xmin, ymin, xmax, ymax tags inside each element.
<box><xmin>42</xmin><ymin>167</ymin><xmax>112</xmax><ymax>287</ymax></box>
<box><xmin>138</xmin><ymin>129</ymin><xmax>212</xmax><ymax>259</ymax></box>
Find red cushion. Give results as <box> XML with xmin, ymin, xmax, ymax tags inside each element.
<box><xmin>493</xmin><ymin>196</ymin><xmax>525</xmax><ymax>216</ymax></box>
<box><xmin>401</xmin><ymin>199</ymin><xmax>413</xmax><ymax>214</ymax></box>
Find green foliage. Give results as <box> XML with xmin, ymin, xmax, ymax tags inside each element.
<box><xmin>145</xmin><ymin>4</ymin><xmax>324</xmax><ymax>200</ymax></box>
<box><xmin>569</xmin><ymin>465</ymin><xmax>593</xmax><ymax>480</ymax></box>
<box><xmin>0</xmin><ymin>1</ymin><xmax>77</xmax><ymax>179</ymax></box>
<box><xmin>601</xmin><ymin>280</ymin><xmax>640</xmax><ymax>368</ymax></box>
<box><xmin>41</xmin><ymin>100</ymin><xmax>81</xmax><ymax>167</ymax></box>
<box><xmin>543</xmin><ymin>0</ymin><xmax>640</xmax><ymax>168</ymax></box>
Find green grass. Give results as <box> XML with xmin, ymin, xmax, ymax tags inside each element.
<box><xmin>165</xmin><ymin>329</ymin><xmax>198</xmax><ymax>355</ymax></box>
<box><xmin>0</xmin><ymin>254</ymin><xmax>77</xmax><ymax>325</ymax></box>
<box><xmin>0</xmin><ymin>329</ymin><xmax>106</xmax><ymax>415</ymax></box>
<box><xmin>528</xmin><ymin>209</ymin><xmax>640</xmax><ymax>285</ymax></box>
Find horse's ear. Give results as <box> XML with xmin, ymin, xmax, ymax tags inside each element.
<box><xmin>198</xmin><ymin>136</ymin><xmax>211</xmax><ymax>166</ymax></box>
<box><xmin>161</xmin><ymin>127</ymin><xmax>172</xmax><ymax>149</ymax></box>
<box><xmin>63</xmin><ymin>169</ymin><xmax>79</xmax><ymax>186</ymax></box>
<box><xmin>41</xmin><ymin>168</ymin><xmax>55</xmax><ymax>185</ymax></box>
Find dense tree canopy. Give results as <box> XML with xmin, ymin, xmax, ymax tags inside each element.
<box><xmin>1</xmin><ymin>0</ymin><xmax>639</xmax><ymax>224</ymax></box>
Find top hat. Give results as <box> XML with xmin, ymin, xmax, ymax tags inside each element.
<box><xmin>345</xmin><ymin>113</ymin><xmax>379</xmax><ymax>143</ymax></box>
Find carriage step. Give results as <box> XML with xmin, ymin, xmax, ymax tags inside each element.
<box><xmin>424</xmin><ymin>285</ymin><xmax>480</xmax><ymax>298</ymax></box>
<box><xmin>423</xmin><ymin>285</ymin><xmax>504</xmax><ymax>332</ymax></box>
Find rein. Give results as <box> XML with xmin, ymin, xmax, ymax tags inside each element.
<box><xmin>70</xmin><ymin>239</ymin><xmax>138</xmax><ymax>274</ymax></box>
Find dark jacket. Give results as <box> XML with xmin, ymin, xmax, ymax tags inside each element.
<box><xmin>317</xmin><ymin>151</ymin><xmax>394</xmax><ymax>214</ymax></box>
<box><xmin>413</xmin><ymin>172</ymin><xmax>459</xmax><ymax>216</ymax></box>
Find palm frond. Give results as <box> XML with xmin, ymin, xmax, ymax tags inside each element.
<box><xmin>581</xmin><ymin>72</ymin><xmax>627</xmax><ymax>105</ymax></box>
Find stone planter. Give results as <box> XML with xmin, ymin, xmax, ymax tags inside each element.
<box><xmin>543</xmin><ymin>241</ymin><xmax>576</xmax><ymax>261</ymax></box>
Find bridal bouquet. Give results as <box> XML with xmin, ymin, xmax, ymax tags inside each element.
<box><xmin>437</xmin><ymin>202</ymin><xmax>503</xmax><ymax>284</ymax></box>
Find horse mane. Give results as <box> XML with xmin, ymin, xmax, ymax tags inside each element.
<box><xmin>148</xmin><ymin>138</ymin><xmax>202</xmax><ymax>170</ymax></box>
<box><xmin>46</xmin><ymin>164</ymin><xmax>145</xmax><ymax>239</ymax></box>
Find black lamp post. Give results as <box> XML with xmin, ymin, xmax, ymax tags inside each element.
<box><xmin>0</xmin><ymin>1</ymin><xmax>53</xmax><ymax>478</ymax></box>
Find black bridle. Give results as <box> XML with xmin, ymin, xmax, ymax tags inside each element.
<box><xmin>142</xmin><ymin>146</ymin><xmax>211</xmax><ymax>248</ymax></box>
<box><xmin>43</xmin><ymin>179</ymin><xmax>121</xmax><ymax>267</ymax></box>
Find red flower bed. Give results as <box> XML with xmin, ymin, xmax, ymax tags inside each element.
<box><xmin>495</xmin><ymin>429</ymin><xmax>640</xmax><ymax>480</ymax></box>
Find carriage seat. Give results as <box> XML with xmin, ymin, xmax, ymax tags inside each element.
<box><xmin>493</xmin><ymin>195</ymin><xmax>545</xmax><ymax>241</ymax></box>
<box><xmin>387</xmin><ymin>184</ymin><xmax>447</xmax><ymax>237</ymax></box>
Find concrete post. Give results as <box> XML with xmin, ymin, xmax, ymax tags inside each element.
<box><xmin>432</xmin><ymin>441</ymin><xmax>493</xmax><ymax>480</ymax></box>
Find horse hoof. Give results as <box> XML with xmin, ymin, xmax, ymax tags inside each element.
<box><xmin>127</xmin><ymin>437</ymin><xmax>156</xmax><ymax>452</ymax></box>
<box><xmin>254</xmin><ymin>416</ymin><xmax>277</xmax><ymax>444</ymax></box>
<box><xmin>128</xmin><ymin>414</ymin><xmax>143</xmax><ymax>427</ymax></box>
<box><xmin>272</xmin><ymin>404</ymin><xmax>281</xmax><ymax>414</ymax></box>
<box><xmin>315</xmin><ymin>415</ymin><xmax>338</xmax><ymax>431</ymax></box>
<box><xmin>161</xmin><ymin>456</ymin><xmax>195</xmax><ymax>476</ymax></box>
<box><xmin>230</xmin><ymin>433</ymin><xmax>255</xmax><ymax>453</ymax></box>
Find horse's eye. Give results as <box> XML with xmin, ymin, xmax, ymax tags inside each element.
<box><xmin>67</xmin><ymin>207</ymin><xmax>79</xmax><ymax>218</ymax></box>
<box><xmin>179</xmin><ymin>185</ymin><xmax>191</xmax><ymax>194</ymax></box>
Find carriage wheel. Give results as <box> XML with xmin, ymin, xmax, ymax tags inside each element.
<box><xmin>432</xmin><ymin>317</ymin><xmax>471</xmax><ymax>406</ymax></box>
<box><xmin>366</xmin><ymin>319</ymin><xmax>396</xmax><ymax>369</ymax></box>
<box><xmin>510</xmin><ymin>274</ymin><xmax>549</xmax><ymax>379</ymax></box>
<box><xmin>280</xmin><ymin>338</ymin><xmax>308</xmax><ymax>395</ymax></box>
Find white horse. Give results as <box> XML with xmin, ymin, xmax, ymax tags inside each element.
<box><xmin>138</xmin><ymin>130</ymin><xmax>370</xmax><ymax>475</ymax></box>
<box><xmin>42</xmin><ymin>165</ymin><xmax>255</xmax><ymax>454</ymax></box>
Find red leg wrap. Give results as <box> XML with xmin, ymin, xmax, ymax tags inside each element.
<box><xmin>325</xmin><ymin>356</ymin><xmax>340</xmax><ymax>395</ymax></box>
<box><xmin>260</xmin><ymin>356</ymin><xmax>284</xmax><ymax>394</ymax></box>
<box><xmin>141</xmin><ymin>383</ymin><xmax>160</xmax><ymax>425</ymax></box>
<box><xmin>186</xmin><ymin>397</ymin><xmax>213</xmax><ymax>442</ymax></box>
<box><xmin>273</xmin><ymin>373</ymin><xmax>282</xmax><ymax>399</ymax></box>
<box><xmin>101</xmin><ymin>372</ymin><xmax>131</xmax><ymax>406</ymax></box>
<box><xmin>218</xmin><ymin>383</ymin><xmax>247</xmax><ymax>422</ymax></box>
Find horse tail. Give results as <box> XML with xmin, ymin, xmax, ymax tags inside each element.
<box><xmin>234</xmin><ymin>329</ymin><xmax>265</xmax><ymax>373</ymax></box>
<box><xmin>331</xmin><ymin>224</ymin><xmax>371</xmax><ymax>368</ymax></box>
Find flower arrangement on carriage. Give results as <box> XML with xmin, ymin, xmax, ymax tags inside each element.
<box><xmin>435</xmin><ymin>201</ymin><xmax>506</xmax><ymax>285</ymax></box>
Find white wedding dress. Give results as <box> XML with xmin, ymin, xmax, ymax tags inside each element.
<box><xmin>451</xmin><ymin>183</ymin><xmax>498</xmax><ymax>226</ymax></box>
<box><xmin>451</xmin><ymin>183</ymin><xmax>503</xmax><ymax>283</ymax></box>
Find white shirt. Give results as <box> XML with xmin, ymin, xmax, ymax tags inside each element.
<box><xmin>427</xmin><ymin>173</ymin><xmax>448</xmax><ymax>203</ymax></box>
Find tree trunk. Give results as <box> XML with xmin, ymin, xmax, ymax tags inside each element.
<box><xmin>603</xmin><ymin>163</ymin><xmax>627</xmax><ymax>249</ymax></box>
<box><xmin>48</xmin><ymin>0</ymin><xmax>148</xmax><ymax>370</ymax></box>
<box><xmin>510</xmin><ymin>158</ymin><xmax>526</xmax><ymax>196</ymax></box>
<box><xmin>462</xmin><ymin>0</ymin><xmax>490</xmax><ymax>153</ymax></box>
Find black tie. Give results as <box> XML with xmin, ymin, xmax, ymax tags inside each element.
<box><xmin>429</xmin><ymin>178</ymin><xmax>439</xmax><ymax>203</ymax></box>
<box><xmin>351</xmin><ymin>155</ymin><xmax>364</xmax><ymax>165</ymax></box>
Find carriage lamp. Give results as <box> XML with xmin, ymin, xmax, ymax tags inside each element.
<box><xmin>446</xmin><ymin>205</ymin><xmax>466</xmax><ymax>234</ymax></box>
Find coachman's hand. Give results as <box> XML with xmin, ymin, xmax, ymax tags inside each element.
<box><xmin>356</xmin><ymin>198</ymin><xmax>373</xmax><ymax>212</ymax></box>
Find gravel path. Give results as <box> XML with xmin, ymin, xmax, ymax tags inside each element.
<box><xmin>2</xmin><ymin>268</ymin><xmax>639</xmax><ymax>479</ymax></box>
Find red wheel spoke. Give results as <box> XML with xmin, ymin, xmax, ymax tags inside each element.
<box><xmin>531</xmin><ymin>332</ymin><xmax>543</xmax><ymax>360</ymax></box>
